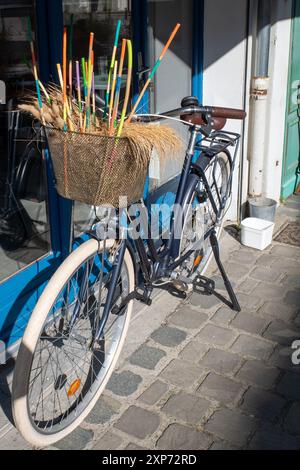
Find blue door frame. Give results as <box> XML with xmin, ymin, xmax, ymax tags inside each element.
<box><xmin>0</xmin><ymin>0</ymin><xmax>203</xmax><ymax>351</ymax></box>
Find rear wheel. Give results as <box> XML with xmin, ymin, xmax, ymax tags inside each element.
<box><xmin>12</xmin><ymin>238</ymin><xmax>135</xmax><ymax>447</ymax></box>
<box><xmin>179</xmin><ymin>151</ymin><xmax>230</xmax><ymax>277</ymax></box>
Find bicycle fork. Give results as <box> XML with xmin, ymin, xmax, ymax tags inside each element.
<box><xmin>94</xmin><ymin>240</ymin><xmax>127</xmax><ymax>343</ymax></box>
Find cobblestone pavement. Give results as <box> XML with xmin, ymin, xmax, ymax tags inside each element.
<box><xmin>0</xmin><ymin>195</ymin><xmax>300</xmax><ymax>450</ymax></box>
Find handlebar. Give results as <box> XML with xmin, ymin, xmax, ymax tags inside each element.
<box><xmin>133</xmin><ymin>104</ymin><xmax>246</xmax><ymax>123</ymax></box>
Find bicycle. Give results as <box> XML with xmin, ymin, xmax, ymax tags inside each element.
<box><xmin>12</xmin><ymin>96</ymin><xmax>246</xmax><ymax>447</ymax></box>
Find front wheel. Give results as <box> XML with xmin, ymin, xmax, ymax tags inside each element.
<box><xmin>12</xmin><ymin>238</ymin><xmax>135</xmax><ymax>447</ymax></box>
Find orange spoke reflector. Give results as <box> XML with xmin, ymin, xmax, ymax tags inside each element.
<box><xmin>193</xmin><ymin>255</ymin><xmax>203</xmax><ymax>268</ymax></box>
<box><xmin>67</xmin><ymin>379</ymin><xmax>81</xmax><ymax>397</ymax></box>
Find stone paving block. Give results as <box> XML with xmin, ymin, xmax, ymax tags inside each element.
<box><xmin>223</xmin><ymin>262</ymin><xmax>249</xmax><ymax>280</ymax></box>
<box><xmin>211</xmin><ymin>307</ymin><xmax>237</xmax><ymax>326</ymax></box>
<box><xmin>268</xmin><ymin>345</ymin><xmax>300</xmax><ymax>374</ymax></box>
<box><xmin>129</xmin><ymin>345</ymin><xmax>166</xmax><ymax>370</ymax></box>
<box><xmin>250</xmin><ymin>266</ymin><xmax>281</xmax><ymax>283</ymax></box>
<box><xmin>205</xmin><ymin>408</ymin><xmax>256</xmax><ymax>447</ymax></box>
<box><xmin>235</xmin><ymin>292</ymin><xmax>262</xmax><ymax>310</ymax></box>
<box><xmin>85</xmin><ymin>395</ymin><xmax>121</xmax><ymax>425</ymax></box>
<box><xmin>263</xmin><ymin>320</ymin><xmax>300</xmax><ymax>346</ymax></box>
<box><xmin>107</xmin><ymin>370</ymin><xmax>142</xmax><ymax>397</ymax></box>
<box><xmin>230</xmin><ymin>334</ymin><xmax>274</xmax><ymax>361</ymax></box>
<box><xmin>284</xmin><ymin>402</ymin><xmax>300</xmax><ymax>435</ymax></box>
<box><xmin>236</xmin><ymin>360</ymin><xmax>280</xmax><ymax>389</ymax></box>
<box><xmin>115</xmin><ymin>406</ymin><xmax>159</xmax><ymax>439</ymax></box>
<box><xmin>151</xmin><ymin>326</ymin><xmax>187</xmax><ymax>347</ymax></box>
<box><xmin>162</xmin><ymin>391</ymin><xmax>210</xmax><ymax>424</ymax></box>
<box><xmin>0</xmin><ymin>428</ymin><xmax>31</xmax><ymax>450</ymax></box>
<box><xmin>228</xmin><ymin>250</ymin><xmax>258</xmax><ymax>265</ymax></box>
<box><xmin>271</xmin><ymin>245</ymin><xmax>300</xmax><ymax>258</ymax></box>
<box><xmin>259</xmin><ymin>301</ymin><xmax>297</xmax><ymax>322</ymax></box>
<box><xmin>189</xmin><ymin>292</ymin><xmax>221</xmax><ymax>310</ymax></box>
<box><xmin>255</xmin><ymin>254</ymin><xmax>278</xmax><ymax>267</ymax></box>
<box><xmin>249</xmin><ymin>424</ymin><xmax>300</xmax><ymax>450</ymax></box>
<box><xmin>179</xmin><ymin>341</ymin><xmax>209</xmax><ymax>362</ymax></box>
<box><xmin>255</xmin><ymin>284</ymin><xmax>287</xmax><ymax>301</ymax></box>
<box><xmin>200</xmin><ymin>348</ymin><xmax>241</xmax><ymax>375</ymax></box>
<box><xmin>157</xmin><ymin>423</ymin><xmax>212</xmax><ymax>450</ymax></box>
<box><xmin>284</xmin><ymin>290</ymin><xmax>300</xmax><ymax>307</ymax></box>
<box><xmin>277</xmin><ymin>372</ymin><xmax>300</xmax><ymax>400</ymax></box>
<box><xmin>240</xmin><ymin>387</ymin><xmax>286</xmax><ymax>422</ymax></box>
<box><xmin>198</xmin><ymin>372</ymin><xmax>243</xmax><ymax>405</ymax></box>
<box><xmin>294</xmin><ymin>313</ymin><xmax>300</xmax><ymax>327</ymax></box>
<box><xmin>281</xmin><ymin>275</ymin><xmax>300</xmax><ymax>288</ymax></box>
<box><xmin>196</xmin><ymin>324</ymin><xmax>236</xmax><ymax>347</ymax></box>
<box><xmin>139</xmin><ymin>380</ymin><xmax>169</xmax><ymax>406</ymax></box>
<box><xmin>231</xmin><ymin>312</ymin><xmax>269</xmax><ymax>335</ymax></box>
<box><xmin>210</xmin><ymin>440</ymin><xmax>238</xmax><ymax>450</ymax></box>
<box><xmin>55</xmin><ymin>427</ymin><xmax>94</xmax><ymax>450</ymax></box>
<box><xmin>237</xmin><ymin>278</ymin><xmax>258</xmax><ymax>294</ymax></box>
<box><xmin>160</xmin><ymin>359</ymin><xmax>204</xmax><ymax>388</ymax></box>
<box><xmin>168</xmin><ymin>306</ymin><xmax>207</xmax><ymax>330</ymax></box>
<box><xmin>92</xmin><ymin>431</ymin><xmax>123</xmax><ymax>450</ymax></box>
<box><xmin>125</xmin><ymin>443</ymin><xmax>147</xmax><ymax>451</ymax></box>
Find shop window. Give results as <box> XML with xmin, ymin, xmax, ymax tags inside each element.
<box><xmin>0</xmin><ymin>1</ymin><xmax>50</xmax><ymax>283</ymax></box>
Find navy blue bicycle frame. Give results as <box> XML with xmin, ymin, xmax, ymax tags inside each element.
<box><xmin>78</xmin><ymin>124</ymin><xmax>240</xmax><ymax>342</ymax></box>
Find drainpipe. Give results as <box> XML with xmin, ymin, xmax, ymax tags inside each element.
<box><xmin>248</xmin><ymin>0</ymin><xmax>271</xmax><ymax>198</ymax></box>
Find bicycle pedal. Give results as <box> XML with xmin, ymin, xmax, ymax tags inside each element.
<box><xmin>193</xmin><ymin>275</ymin><xmax>215</xmax><ymax>296</ymax></box>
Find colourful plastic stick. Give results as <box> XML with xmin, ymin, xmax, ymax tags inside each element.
<box><xmin>81</xmin><ymin>58</ymin><xmax>87</xmax><ymax>94</ymax></box>
<box><xmin>81</xmin><ymin>58</ymin><xmax>88</xmax><ymax>130</ymax></box>
<box><xmin>88</xmin><ymin>32</ymin><xmax>94</xmax><ymax>88</ymax></box>
<box><xmin>108</xmin><ymin>61</ymin><xmax>118</xmax><ymax>129</ymax></box>
<box><xmin>38</xmin><ymin>80</ymin><xmax>51</xmax><ymax>104</ymax></box>
<box><xmin>127</xmin><ymin>23</ymin><xmax>181</xmax><ymax>123</ymax></box>
<box><xmin>69</xmin><ymin>60</ymin><xmax>73</xmax><ymax>108</ymax></box>
<box><xmin>68</xmin><ymin>15</ymin><xmax>74</xmax><ymax>101</ymax></box>
<box><xmin>63</xmin><ymin>26</ymin><xmax>68</xmax><ymax>129</ymax></box>
<box><xmin>117</xmin><ymin>39</ymin><xmax>133</xmax><ymax>137</ymax></box>
<box><xmin>109</xmin><ymin>38</ymin><xmax>126</xmax><ymax>135</ymax></box>
<box><xmin>105</xmin><ymin>19</ymin><xmax>122</xmax><ymax>117</ymax></box>
<box><xmin>92</xmin><ymin>72</ymin><xmax>96</xmax><ymax>124</ymax></box>
<box><xmin>76</xmin><ymin>60</ymin><xmax>83</xmax><ymax>130</ymax></box>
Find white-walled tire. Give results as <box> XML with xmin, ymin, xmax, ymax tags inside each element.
<box><xmin>12</xmin><ymin>239</ymin><xmax>135</xmax><ymax>448</ymax></box>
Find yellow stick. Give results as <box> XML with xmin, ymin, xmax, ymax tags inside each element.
<box><xmin>56</xmin><ymin>63</ymin><xmax>74</xmax><ymax>131</ymax></box>
<box><xmin>108</xmin><ymin>61</ymin><xmax>118</xmax><ymax>129</ymax></box>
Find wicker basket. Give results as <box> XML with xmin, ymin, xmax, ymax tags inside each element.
<box><xmin>45</xmin><ymin>127</ymin><xmax>148</xmax><ymax>207</ymax></box>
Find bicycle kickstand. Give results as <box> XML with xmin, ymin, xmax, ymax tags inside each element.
<box><xmin>209</xmin><ymin>229</ymin><xmax>241</xmax><ymax>312</ymax></box>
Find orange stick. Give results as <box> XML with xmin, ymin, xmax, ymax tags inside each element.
<box><xmin>88</xmin><ymin>32</ymin><xmax>94</xmax><ymax>87</ymax></box>
<box><xmin>159</xmin><ymin>23</ymin><xmax>181</xmax><ymax>60</ymax></box>
<box><xmin>127</xmin><ymin>23</ymin><xmax>181</xmax><ymax>123</ymax></box>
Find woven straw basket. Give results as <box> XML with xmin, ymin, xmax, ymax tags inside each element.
<box><xmin>45</xmin><ymin>128</ymin><xmax>148</xmax><ymax>207</ymax></box>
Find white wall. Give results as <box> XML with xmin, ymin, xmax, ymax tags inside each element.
<box><xmin>263</xmin><ymin>0</ymin><xmax>292</xmax><ymax>202</ymax></box>
<box><xmin>203</xmin><ymin>0</ymin><xmax>249</xmax><ymax>221</ymax></box>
